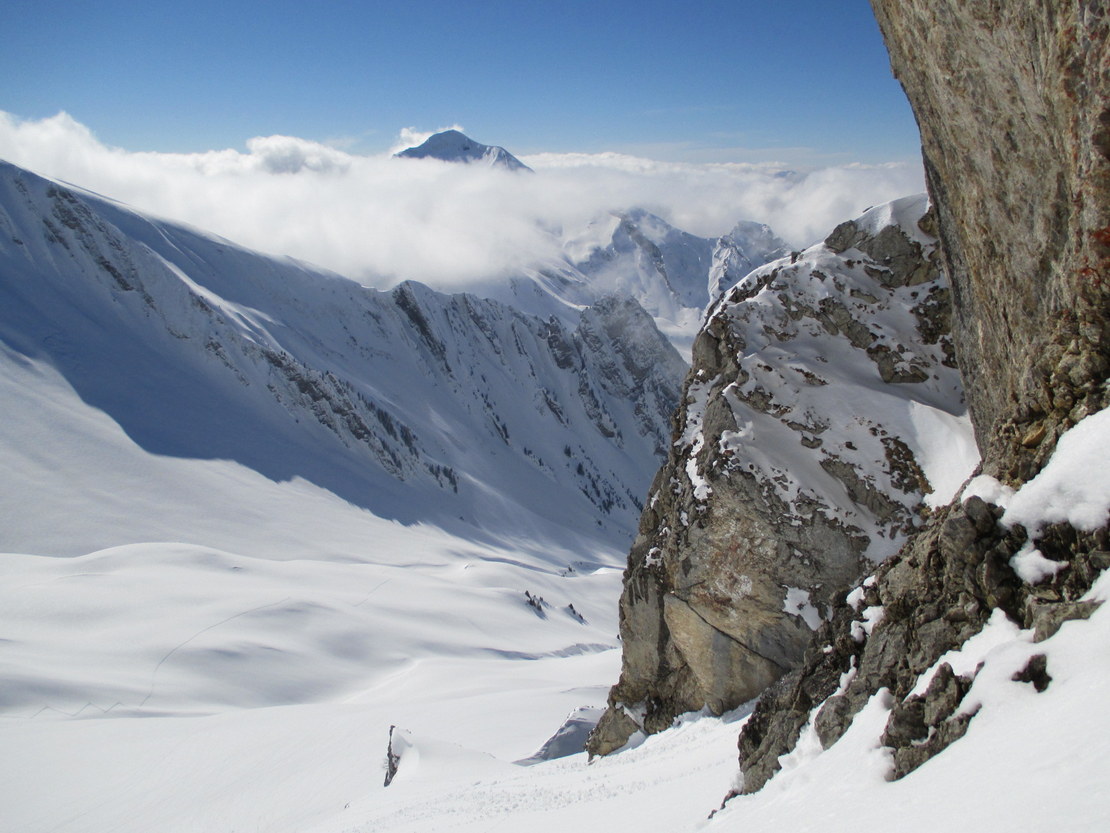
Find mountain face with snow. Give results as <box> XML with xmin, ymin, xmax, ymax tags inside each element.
<box><xmin>0</xmin><ymin>160</ymin><xmax>684</xmax><ymax>551</ymax></box>
<box><xmin>588</xmin><ymin>194</ymin><xmax>974</xmax><ymax>755</ymax></box>
<box><xmin>556</xmin><ymin>209</ymin><xmax>791</xmax><ymax>356</ymax></box>
<box><xmin>395</xmin><ymin>131</ymin><xmax>790</xmax><ymax>357</ymax></box>
<box><xmin>395</xmin><ymin>129</ymin><xmax>533</xmax><ymax>172</ymax></box>
<box><xmin>724</xmin><ymin>1</ymin><xmax>1110</xmax><ymax>798</ymax></box>
<box><xmin>708</xmin><ymin>220</ymin><xmax>792</xmax><ymax>302</ymax></box>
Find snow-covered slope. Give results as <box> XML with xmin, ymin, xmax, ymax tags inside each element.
<box><xmin>0</xmin><ymin>160</ymin><xmax>686</xmax><ymax>552</ymax></box>
<box><xmin>394</xmin><ymin>129</ymin><xmax>532</xmax><ymax>172</ymax></box>
<box><xmin>0</xmin><ymin>157</ymin><xmax>650</xmax><ymax>829</ymax></box>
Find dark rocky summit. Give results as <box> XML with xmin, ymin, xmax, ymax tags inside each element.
<box><xmin>590</xmin><ymin>0</ymin><xmax>1110</xmax><ymax>798</ymax></box>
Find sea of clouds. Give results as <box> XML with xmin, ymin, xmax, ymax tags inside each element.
<box><xmin>0</xmin><ymin>112</ymin><xmax>924</xmax><ymax>289</ymax></box>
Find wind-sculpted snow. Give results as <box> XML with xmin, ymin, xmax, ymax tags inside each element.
<box><xmin>0</xmin><ymin>160</ymin><xmax>685</xmax><ymax>549</ymax></box>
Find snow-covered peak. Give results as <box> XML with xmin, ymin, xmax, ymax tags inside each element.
<box><xmin>708</xmin><ymin>218</ymin><xmax>791</xmax><ymax>302</ymax></box>
<box><xmin>394</xmin><ymin>129</ymin><xmax>532</xmax><ymax>172</ymax></box>
<box><xmin>559</xmin><ymin>209</ymin><xmax>788</xmax><ymax>358</ymax></box>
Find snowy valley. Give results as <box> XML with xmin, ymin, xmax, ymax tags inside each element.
<box><xmin>0</xmin><ymin>149</ymin><xmax>788</xmax><ymax>832</ymax></box>
<box><xmin>2</xmin><ymin>96</ymin><xmax>1110</xmax><ymax>833</ymax></box>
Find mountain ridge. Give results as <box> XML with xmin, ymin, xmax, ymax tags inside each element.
<box><xmin>0</xmin><ymin>158</ymin><xmax>685</xmax><ymax>551</ymax></box>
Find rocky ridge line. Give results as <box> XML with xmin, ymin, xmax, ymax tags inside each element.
<box><xmin>587</xmin><ymin>195</ymin><xmax>971</xmax><ymax>756</ymax></box>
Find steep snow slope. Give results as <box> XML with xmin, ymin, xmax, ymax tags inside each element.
<box><xmin>394</xmin><ymin>129</ymin><xmax>533</xmax><ymax>172</ymax></box>
<box><xmin>0</xmin><ymin>159</ymin><xmax>639</xmax><ymax>829</ymax></box>
<box><xmin>0</xmin><ymin>160</ymin><xmax>686</xmax><ymax>552</ymax></box>
<box><xmin>0</xmin><ymin>346</ymin><xmax>629</xmax><ymax>830</ymax></box>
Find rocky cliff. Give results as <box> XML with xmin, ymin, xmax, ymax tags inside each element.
<box><xmin>587</xmin><ymin>195</ymin><xmax>973</xmax><ymax>755</ymax></box>
<box><xmin>589</xmin><ymin>0</ymin><xmax>1109</xmax><ymax>787</ymax></box>
<box><xmin>870</xmin><ymin>1</ymin><xmax>1110</xmax><ymax>477</ymax></box>
<box><xmin>731</xmin><ymin>2</ymin><xmax>1110</xmax><ymax>794</ymax></box>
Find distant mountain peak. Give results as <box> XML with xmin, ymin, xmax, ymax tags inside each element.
<box><xmin>395</xmin><ymin>130</ymin><xmax>532</xmax><ymax>172</ymax></box>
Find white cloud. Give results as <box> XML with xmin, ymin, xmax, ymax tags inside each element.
<box><xmin>0</xmin><ymin>112</ymin><xmax>924</xmax><ymax>289</ymax></box>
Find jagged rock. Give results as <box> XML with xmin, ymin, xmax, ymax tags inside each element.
<box><xmin>1028</xmin><ymin>599</ymin><xmax>1103</xmax><ymax>643</ymax></box>
<box><xmin>1011</xmin><ymin>653</ymin><xmax>1052</xmax><ymax>693</ymax></box>
<box><xmin>588</xmin><ymin>196</ymin><xmax>970</xmax><ymax>757</ymax></box>
<box><xmin>870</xmin><ymin>0</ymin><xmax>1110</xmax><ymax>479</ymax></box>
<box><xmin>722</xmin><ymin>3</ymin><xmax>1110</xmax><ymax>797</ymax></box>
<box><xmin>734</xmin><ymin>490</ymin><xmax>1110</xmax><ymax>793</ymax></box>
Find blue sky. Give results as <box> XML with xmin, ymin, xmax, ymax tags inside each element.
<box><xmin>2</xmin><ymin>0</ymin><xmax>917</xmax><ymax>165</ymax></box>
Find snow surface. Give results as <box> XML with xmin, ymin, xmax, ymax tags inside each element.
<box><xmin>1002</xmin><ymin>407</ymin><xmax>1110</xmax><ymax>533</ymax></box>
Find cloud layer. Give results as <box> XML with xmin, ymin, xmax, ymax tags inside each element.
<box><xmin>0</xmin><ymin>112</ymin><xmax>924</xmax><ymax>289</ymax></box>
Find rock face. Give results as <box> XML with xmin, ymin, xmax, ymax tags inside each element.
<box><xmin>728</xmin><ymin>2</ymin><xmax>1110</xmax><ymax>795</ymax></box>
<box><xmin>870</xmin><ymin>2</ymin><xmax>1110</xmax><ymax>478</ymax></box>
<box><xmin>587</xmin><ymin>195</ymin><xmax>972</xmax><ymax>756</ymax></box>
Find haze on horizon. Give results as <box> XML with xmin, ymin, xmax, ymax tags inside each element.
<box><xmin>1</xmin><ymin>0</ymin><xmax>925</xmax><ymax>288</ymax></box>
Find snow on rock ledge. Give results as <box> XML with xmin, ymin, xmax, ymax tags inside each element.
<box><xmin>588</xmin><ymin>195</ymin><xmax>975</xmax><ymax>756</ymax></box>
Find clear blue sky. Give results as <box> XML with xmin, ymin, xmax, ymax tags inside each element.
<box><xmin>1</xmin><ymin>0</ymin><xmax>919</xmax><ymax>165</ymax></box>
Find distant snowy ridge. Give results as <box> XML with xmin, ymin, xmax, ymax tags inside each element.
<box><xmin>553</xmin><ymin>208</ymin><xmax>791</xmax><ymax>356</ymax></box>
<box><xmin>393</xmin><ymin>131</ymin><xmax>791</xmax><ymax>357</ymax></box>
<box><xmin>0</xmin><ymin>159</ymin><xmax>685</xmax><ymax>548</ymax></box>
<box><xmin>395</xmin><ymin>129</ymin><xmax>532</xmax><ymax>172</ymax></box>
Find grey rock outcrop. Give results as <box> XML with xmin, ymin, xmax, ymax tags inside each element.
<box><xmin>587</xmin><ymin>196</ymin><xmax>969</xmax><ymax>756</ymax></box>
<box><xmin>735</xmin><ymin>499</ymin><xmax>1108</xmax><ymax>793</ymax></box>
<box><xmin>728</xmin><ymin>2</ymin><xmax>1110</xmax><ymax>796</ymax></box>
<box><xmin>870</xmin><ymin>1</ymin><xmax>1110</xmax><ymax>478</ymax></box>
